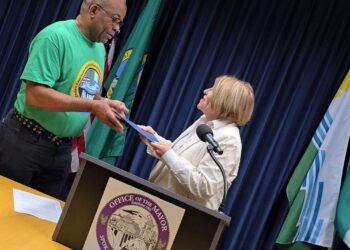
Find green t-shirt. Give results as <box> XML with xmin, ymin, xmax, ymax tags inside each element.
<box><xmin>15</xmin><ymin>20</ymin><xmax>105</xmax><ymax>137</ymax></box>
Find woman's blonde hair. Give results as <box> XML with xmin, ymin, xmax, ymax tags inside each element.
<box><xmin>211</xmin><ymin>75</ymin><xmax>254</xmax><ymax>126</ymax></box>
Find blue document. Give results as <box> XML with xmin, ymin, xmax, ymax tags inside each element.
<box><xmin>115</xmin><ymin>112</ymin><xmax>158</xmax><ymax>142</ymax></box>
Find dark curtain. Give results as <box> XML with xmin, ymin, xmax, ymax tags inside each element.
<box><xmin>0</xmin><ymin>0</ymin><xmax>82</xmax><ymax>118</ymax></box>
<box><xmin>1</xmin><ymin>0</ymin><xmax>350</xmax><ymax>249</ymax></box>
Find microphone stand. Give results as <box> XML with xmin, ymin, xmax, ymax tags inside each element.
<box><xmin>207</xmin><ymin>145</ymin><xmax>227</xmax><ymax>212</ymax></box>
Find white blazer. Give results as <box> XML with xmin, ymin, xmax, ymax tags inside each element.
<box><xmin>148</xmin><ymin>116</ymin><xmax>242</xmax><ymax>210</ymax></box>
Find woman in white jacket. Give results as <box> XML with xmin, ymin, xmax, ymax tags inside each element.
<box><xmin>139</xmin><ymin>75</ymin><xmax>254</xmax><ymax>210</ymax></box>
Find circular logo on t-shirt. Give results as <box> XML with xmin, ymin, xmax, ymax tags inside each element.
<box><xmin>96</xmin><ymin>193</ymin><xmax>170</xmax><ymax>250</ymax></box>
<box><xmin>71</xmin><ymin>61</ymin><xmax>102</xmax><ymax>99</ymax></box>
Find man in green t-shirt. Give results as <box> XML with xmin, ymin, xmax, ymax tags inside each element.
<box><xmin>0</xmin><ymin>0</ymin><xmax>128</xmax><ymax>199</ymax></box>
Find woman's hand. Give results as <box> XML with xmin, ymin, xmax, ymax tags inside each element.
<box><xmin>150</xmin><ymin>141</ymin><xmax>172</xmax><ymax>157</ymax></box>
<box><xmin>138</xmin><ymin>125</ymin><xmax>171</xmax><ymax>156</ymax></box>
<box><xmin>138</xmin><ymin>125</ymin><xmax>156</xmax><ymax>142</ymax></box>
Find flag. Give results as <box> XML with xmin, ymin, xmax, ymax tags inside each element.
<box><xmin>105</xmin><ymin>38</ymin><xmax>117</xmax><ymax>74</ymax></box>
<box><xmin>335</xmin><ymin>165</ymin><xmax>350</xmax><ymax>248</ymax></box>
<box><xmin>85</xmin><ymin>0</ymin><xmax>162</xmax><ymax>164</ymax></box>
<box><xmin>276</xmin><ymin>70</ymin><xmax>350</xmax><ymax>248</ymax></box>
<box><xmin>70</xmin><ymin>119</ymin><xmax>91</xmax><ymax>172</ymax></box>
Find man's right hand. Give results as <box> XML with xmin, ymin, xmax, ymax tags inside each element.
<box><xmin>92</xmin><ymin>99</ymin><xmax>128</xmax><ymax>133</ymax></box>
<box><xmin>25</xmin><ymin>82</ymin><xmax>129</xmax><ymax>133</ymax></box>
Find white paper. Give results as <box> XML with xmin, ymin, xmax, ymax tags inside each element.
<box><xmin>13</xmin><ymin>188</ymin><xmax>62</xmax><ymax>223</ymax></box>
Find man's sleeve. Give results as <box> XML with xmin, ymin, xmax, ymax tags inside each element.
<box><xmin>20</xmin><ymin>38</ymin><xmax>61</xmax><ymax>87</ymax></box>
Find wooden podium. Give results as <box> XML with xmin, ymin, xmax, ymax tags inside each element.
<box><xmin>53</xmin><ymin>153</ymin><xmax>231</xmax><ymax>249</ymax></box>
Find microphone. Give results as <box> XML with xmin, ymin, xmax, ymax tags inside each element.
<box><xmin>196</xmin><ymin>123</ymin><xmax>227</xmax><ymax>211</ymax></box>
<box><xmin>196</xmin><ymin>124</ymin><xmax>224</xmax><ymax>155</ymax></box>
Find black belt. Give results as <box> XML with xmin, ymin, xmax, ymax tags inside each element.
<box><xmin>13</xmin><ymin>109</ymin><xmax>72</xmax><ymax>146</ymax></box>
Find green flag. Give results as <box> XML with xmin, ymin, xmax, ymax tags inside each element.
<box><xmin>276</xmin><ymin>70</ymin><xmax>350</xmax><ymax>249</ymax></box>
<box><xmin>276</xmin><ymin>143</ymin><xmax>318</xmax><ymax>250</ymax></box>
<box><xmin>85</xmin><ymin>0</ymin><xmax>162</xmax><ymax>164</ymax></box>
<box><xmin>335</xmin><ymin>166</ymin><xmax>350</xmax><ymax>248</ymax></box>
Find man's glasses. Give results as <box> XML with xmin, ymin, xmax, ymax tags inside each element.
<box><xmin>95</xmin><ymin>3</ymin><xmax>124</xmax><ymax>28</ymax></box>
